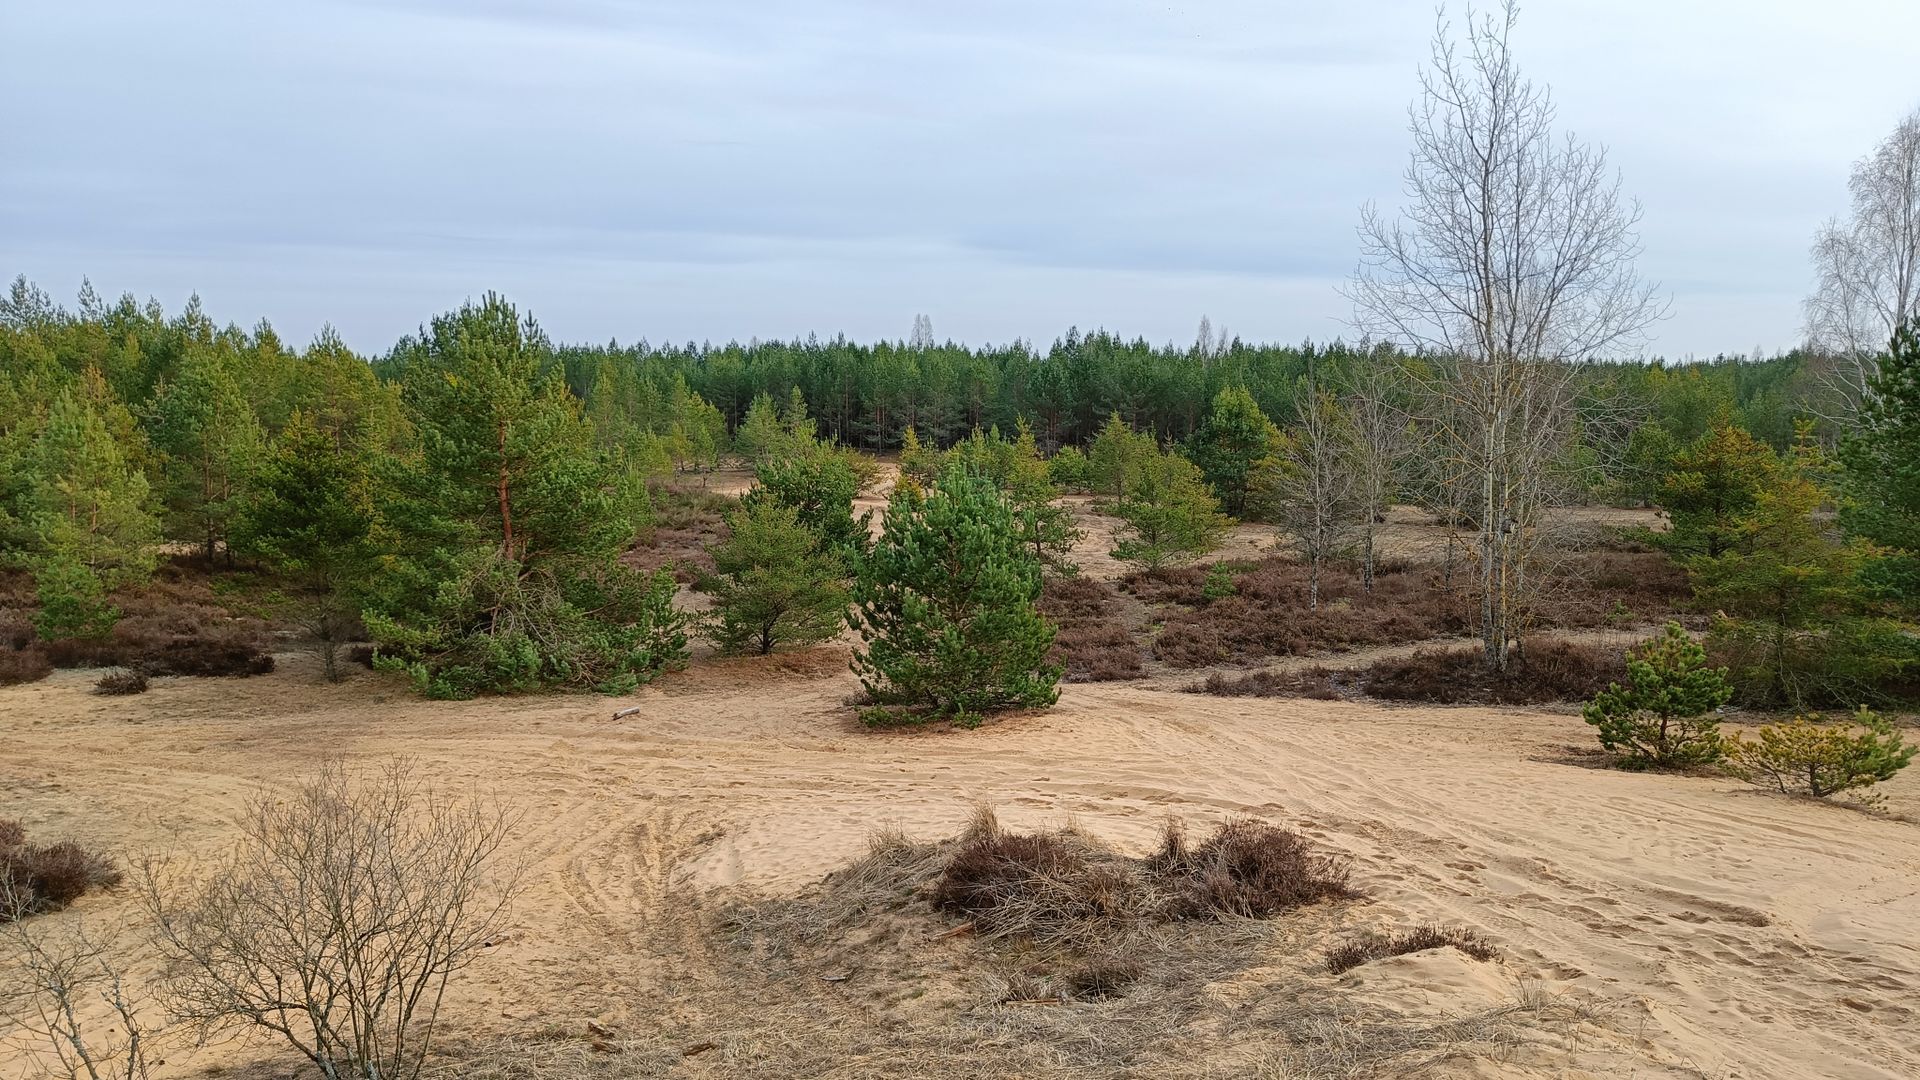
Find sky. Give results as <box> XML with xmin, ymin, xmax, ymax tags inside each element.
<box><xmin>5</xmin><ymin>0</ymin><xmax>1919</xmax><ymax>359</ymax></box>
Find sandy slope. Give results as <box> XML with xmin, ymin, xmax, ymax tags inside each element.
<box><xmin>3</xmin><ymin>648</ymin><xmax>1916</xmax><ymax>1079</ymax></box>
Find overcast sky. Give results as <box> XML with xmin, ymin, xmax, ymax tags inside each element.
<box><xmin>5</xmin><ymin>1</ymin><xmax>1918</xmax><ymax>359</ymax></box>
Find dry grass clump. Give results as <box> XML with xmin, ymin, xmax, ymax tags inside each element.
<box><xmin>93</xmin><ymin>667</ymin><xmax>150</xmax><ymax>695</ymax></box>
<box><xmin>931</xmin><ymin>810</ymin><xmax>1353</xmax><ymax>952</ymax></box>
<box><xmin>1039</xmin><ymin>576</ymin><xmax>1144</xmax><ymax>682</ymax></box>
<box><xmin>1362</xmin><ymin>639</ymin><xmax>1625</xmax><ymax>705</ymax></box>
<box><xmin>0</xmin><ymin>820</ymin><xmax>122</xmax><ymax>921</ymax></box>
<box><xmin>1190</xmin><ymin>667</ymin><xmax>1347</xmax><ymax>700</ymax></box>
<box><xmin>1324</xmin><ymin>925</ymin><xmax>1498</xmax><ymax>975</ymax></box>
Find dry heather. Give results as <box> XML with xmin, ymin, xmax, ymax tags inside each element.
<box><xmin>1040</xmin><ymin>576</ymin><xmax>1145</xmax><ymax>682</ymax></box>
<box><xmin>1133</xmin><ymin>552</ymin><xmax>1686</xmax><ymax>670</ymax></box>
<box><xmin>0</xmin><ymin>820</ymin><xmax>121</xmax><ymax>920</ymax></box>
<box><xmin>1361</xmin><ymin>639</ymin><xmax>1626</xmax><ymax>705</ymax></box>
<box><xmin>0</xmin><ymin>563</ymin><xmax>279</xmax><ymax>683</ymax></box>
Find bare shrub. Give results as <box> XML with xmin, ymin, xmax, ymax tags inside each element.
<box><xmin>137</xmin><ymin>760</ymin><xmax>522</xmax><ymax>1080</ymax></box>
<box><xmin>1325</xmin><ymin>925</ymin><xmax>1498</xmax><ymax>975</ymax></box>
<box><xmin>1363</xmin><ymin>639</ymin><xmax>1625</xmax><ymax>705</ymax></box>
<box><xmin>0</xmin><ymin>821</ymin><xmax>122</xmax><ymax>921</ymax></box>
<box><xmin>1</xmin><ymin>887</ymin><xmax>157</xmax><ymax>1080</ymax></box>
<box><xmin>0</xmin><ymin>645</ymin><xmax>53</xmax><ymax>686</ymax></box>
<box><xmin>94</xmin><ymin>668</ymin><xmax>150</xmax><ymax>696</ymax></box>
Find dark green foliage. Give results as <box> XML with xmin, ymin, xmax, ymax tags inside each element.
<box><xmin>363</xmin><ymin>295</ymin><xmax>688</xmax><ymax>698</ymax></box>
<box><xmin>1184</xmin><ymin>386</ymin><xmax>1281</xmax><ymax>518</ymax></box>
<box><xmin>1727</xmin><ymin>709</ymin><xmax>1915</xmax><ymax>799</ymax></box>
<box><xmin>742</xmin><ymin>448</ymin><xmax>872</xmax><ymax>563</ymax></box>
<box><xmin>31</xmin><ymin>557</ymin><xmax>119</xmax><ymax>642</ymax></box>
<box><xmin>705</xmin><ymin>499</ymin><xmax>850</xmax><ymax>655</ymax></box>
<box><xmin>849</xmin><ymin>466</ymin><xmax>1060</xmax><ymax>726</ymax></box>
<box><xmin>1582</xmin><ymin>623</ymin><xmax>1734</xmax><ymax>769</ymax></box>
<box><xmin>147</xmin><ymin>345</ymin><xmax>265</xmax><ymax>563</ymax></box>
<box><xmin>1840</xmin><ymin>325</ymin><xmax>1920</xmax><ymax>608</ymax></box>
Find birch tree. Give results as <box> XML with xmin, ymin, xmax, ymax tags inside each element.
<box><xmin>1805</xmin><ymin>108</ymin><xmax>1920</xmax><ymax>416</ymax></box>
<box><xmin>1339</xmin><ymin>352</ymin><xmax>1413</xmax><ymax>593</ymax></box>
<box><xmin>1347</xmin><ymin>1</ymin><xmax>1662</xmax><ymax>669</ymax></box>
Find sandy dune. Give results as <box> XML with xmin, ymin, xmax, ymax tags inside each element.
<box><xmin>3</xmin><ymin>647</ymin><xmax>1916</xmax><ymax>1079</ymax></box>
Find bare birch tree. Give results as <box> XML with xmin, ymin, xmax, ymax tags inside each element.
<box><xmin>1805</xmin><ymin>108</ymin><xmax>1920</xmax><ymax>415</ymax></box>
<box><xmin>1339</xmin><ymin>350</ymin><xmax>1414</xmax><ymax>593</ymax></box>
<box><xmin>1346</xmin><ymin>1</ymin><xmax>1662</xmax><ymax>670</ymax></box>
<box><xmin>1265</xmin><ymin>370</ymin><xmax>1358</xmax><ymax>610</ymax></box>
<box><xmin>1</xmin><ymin>887</ymin><xmax>157</xmax><ymax>1080</ymax></box>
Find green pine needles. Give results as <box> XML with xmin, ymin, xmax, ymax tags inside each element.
<box><xmin>849</xmin><ymin>465</ymin><xmax>1061</xmax><ymax>727</ymax></box>
<box><xmin>1583</xmin><ymin>622</ymin><xmax>1734</xmax><ymax>769</ymax></box>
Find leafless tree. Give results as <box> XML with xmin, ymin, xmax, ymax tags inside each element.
<box><xmin>1265</xmin><ymin>373</ymin><xmax>1359</xmax><ymax>610</ymax></box>
<box><xmin>136</xmin><ymin>760</ymin><xmax>521</xmax><ymax>1080</ymax></box>
<box><xmin>1805</xmin><ymin>108</ymin><xmax>1920</xmax><ymax>415</ymax></box>
<box><xmin>1338</xmin><ymin>351</ymin><xmax>1414</xmax><ymax>593</ymax></box>
<box><xmin>1</xmin><ymin>885</ymin><xmax>157</xmax><ymax>1080</ymax></box>
<box><xmin>1194</xmin><ymin>315</ymin><xmax>1216</xmax><ymax>363</ymax></box>
<box><xmin>1346</xmin><ymin>1</ymin><xmax>1663</xmax><ymax>669</ymax></box>
<box><xmin>909</xmin><ymin>313</ymin><xmax>934</xmax><ymax>350</ymax></box>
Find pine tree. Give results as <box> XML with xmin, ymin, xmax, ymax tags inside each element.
<box><xmin>849</xmin><ymin>465</ymin><xmax>1060</xmax><ymax>726</ymax></box>
<box><xmin>704</xmin><ymin>500</ymin><xmax>850</xmax><ymax>655</ymax></box>
<box><xmin>733</xmin><ymin>392</ymin><xmax>788</xmax><ymax>466</ymax></box>
<box><xmin>1583</xmin><ymin>623</ymin><xmax>1734</xmax><ymax>769</ymax></box>
<box><xmin>1088</xmin><ymin>411</ymin><xmax>1154</xmax><ymax>501</ymax></box>
<box><xmin>1839</xmin><ymin>324</ymin><xmax>1920</xmax><ymax>607</ymax></box>
<box><xmin>1184</xmin><ymin>386</ymin><xmax>1281</xmax><ymax>518</ymax></box>
<box><xmin>363</xmin><ymin>296</ymin><xmax>687</xmax><ymax>698</ymax></box>
<box><xmin>233</xmin><ymin>413</ymin><xmax>379</xmax><ymax>680</ymax></box>
<box><xmin>148</xmin><ymin>346</ymin><xmax>264</xmax><ymax>564</ymax></box>
<box><xmin>16</xmin><ymin>387</ymin><xmax>157</xmax><ymax>590</ymax></box>
<box><xmin>1658</xmin><ymin>422</ymin><xmax>1779</xmax><ymax>558</ymax></box>
<box><xmin>742</xmin><ymin>448</ymin><xmax>872</xmax><ymax>562</ymax></box>
<box><xmin>1110</xmin><ymin>450</ymin><xmax>1230</xmax><ymax>572</ymax></box>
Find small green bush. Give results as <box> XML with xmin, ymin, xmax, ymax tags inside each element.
<box><xmin>1201</xmin><ymin>562</ymin><xmax>1238</xmax><ymax>602</ymax></box>
<box><xmin>1727</xmin><ymin>709</ymin><xmax>1915</xmax><ymax>800</ymax></box>
<box><xmin>1583</xmin><ymin>623</ymin><xmax>1733</xmax><ymax>769</ymax></box>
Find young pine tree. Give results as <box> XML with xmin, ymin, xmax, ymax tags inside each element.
<box><xmin>1583</xmin><ymin>622</ymin><xmax>1734</xmax><ymax>769</ymax></box>
<box><xmin>1657</xmin><ymin>422</ymin><xmax>1779</xmax><ymax>558</ymax></box>
<box><xmin>1110</xmin><ymin>451</ymin><xmax>1230</xmax><ymax>572</ymax></box>
<box><xmin>232</xmin><ymin>413</ymin><xmax>380</xmax><ymax>680</ymax></box>
<box><xmin>1184</xmin><ymin>386</ymin><xmax>1281</xmax><ymax>519</ymax></box>
<box><xmin>17</xmin><ymin>388</ymin><xmax>158</xmax><ymax>640</ymax></box>
<box><xmin>1088</xmin><ymin>411</ymin><xmax>1154</xmax><ymax>501</ymax></box>
<box><xmin>1839</xmin><ymin>324</ymin><xmax>1920</xmax><ymax>608</ymax></box>
<box><xmin>147</xmin><ymin>346</ymin><xmax>265</xmax><ymax>565</ymax></box>
<box><xmin>704</xmin><ymin>500</ymin><xmax>850</xmax><ymax>655</ymax></box>
<box><xmin>849</xmin><ymin>465</ymin><xmax>1060</xmax><ymax>726</ymax></box>
<box><xmin>364</xmin><ymin>296</ymin><xmax>686</xmax><ymax>698</ymax></box>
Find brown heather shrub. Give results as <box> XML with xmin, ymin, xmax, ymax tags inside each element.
<box><xmin>0</xmin><ymin>646</ymin><xmax>53</xmax><ymax>687</ymax></box>
<box><xmin>1039</xmin><ymin>576</ymin><xmax>1143</xmax><ymax>682</ymax></box>
<box><xmin>628</xmin><ymin>487</ymin><xmax>734</xmax><ymax>583</ymax></box>
<box><xmin>1152</xmin><ymin>818</ymin><xmax>1356</xmax><ymax>919</ymax></box>
<box><xmin>0</xmin><ymin>820</ymin><xmax>123</xmax><ymax>920</ymax></box>
<box><xmin>1188</xmin><ymin>667</ymin><xmax>1346</xmax><ymax>700</ymax></box>
<box><xmin>1325</xmin><ymin>925</ymin><xmax>1498</xmax><ymax>975</ymax></box>
<box><xmin>1363</xmin><ymin>639</ymin><xmax>1625</xmax><ymax>705</ymax></box>
<box><xmin>94</xmin><ymin>668</ymin><xmax>150</xmax><ymax>695</ymax></box>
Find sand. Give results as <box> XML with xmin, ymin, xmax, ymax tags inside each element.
<box><xmin>3</xmin><ymin>644</ymin><xmax>1917</xmax><ymax>1079</ymax></box>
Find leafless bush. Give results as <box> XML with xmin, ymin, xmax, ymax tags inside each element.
<box><xmin>0</xmin><ymin>645</ymin><xmax>53</xmax><ymax>686</ymax></box>
<box><xmin>1324</xmin><ymin>925</ymin><xmax>1498</xmax><ymax>975</ymax></box>
<box><xmin>1</xmin><ymin>886</ymin><xmax>157</xmax><ymax>1080</ymax></box>
<box><xmin>93</xmin><ymin>668</ymin><xmax>150</xmax><ymax>696</ymax></box>
<box><xmin>0</xmin><ymin>821</ymin><xmax>123</xmax><ymax>921</ymax></box>
<box><xmin>136</xmin><ymin>760</ymin><xmax>522</xmax><ymax>1080</ymax></box>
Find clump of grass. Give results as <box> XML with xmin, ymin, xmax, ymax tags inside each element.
<box><xmin>1324</xmin><ymin>925</ymin><xmax>1498</xmax><ymax>975</ymax></box>
<box><xmin>0</xmin><ymin>820</ymin><xmax>122</xmax><ymax>921</ymax></box>
<box><xmin>931</xmin><ymin>809</ymin><xmax>1353</xmax><ymax>951</ymax></box>
<box><xmin>93</xmin><ymin>667</ymin><xmax>150</xmax><ymax>695</ymax></box>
